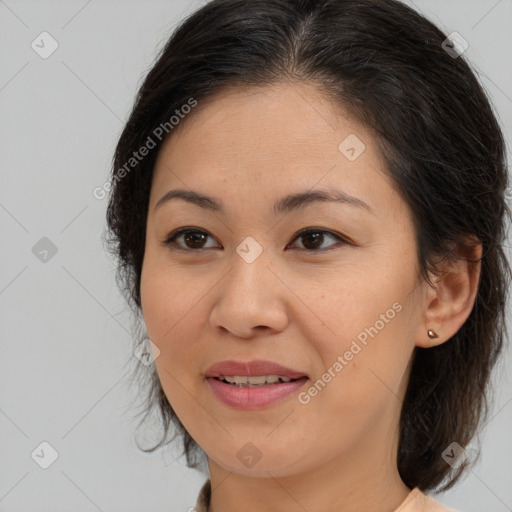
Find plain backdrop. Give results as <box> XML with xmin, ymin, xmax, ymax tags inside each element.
<box><xmin>0</xmin><ymin>1</ymin><xmax>511</xmax><ymax>511</ymax></box>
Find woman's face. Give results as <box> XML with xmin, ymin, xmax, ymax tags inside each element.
<box><xmin>140</xmin><ymin>82</ymin><xmax>431</xmax><ymax>478</ymax></box>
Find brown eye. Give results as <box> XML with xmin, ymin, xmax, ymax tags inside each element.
<box><xmin>163</xmin><ymin>228</ymin><xmax>219</xmax><ymax>251</ymax></box>
<box><xmin>289</xmin><ymin>228</ymin><xmax>349</xmax><ymax>251</ymax></box>
<box><xmin>298</xmin><ymin>231</ymin><xmax>325</xmax><ymax>250</ymax></box>
<box><xmin>163</xmin><ymin>227</ymin><xmax>350</xmax><ymax>253</ymax></box>
<box><xmin>182</xmin><ymin>231</ymin><xmax>208</xmax><ymax>249</ymax></box>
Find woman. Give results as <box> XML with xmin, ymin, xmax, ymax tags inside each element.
<box><xmin>104</xmin><ymin>0</ymin><xmax>511</xmax><ymax>510</ymax></box>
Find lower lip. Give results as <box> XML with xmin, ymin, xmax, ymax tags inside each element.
<box><xmin>206</xmin><ymin>377</ymin><xmax>308</xmax><ymax>409</ymax></box>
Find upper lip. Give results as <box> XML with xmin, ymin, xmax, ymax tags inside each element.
<box><xmin>204</xmin><ymin>360</ymin><xmax>308</xmax><ymax>379</ymax></box>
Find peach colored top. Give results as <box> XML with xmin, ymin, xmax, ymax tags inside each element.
<box><xmin>193</xmin><ymin>480</ymin><xmax>460</xmax><ymax>512</ymax></box>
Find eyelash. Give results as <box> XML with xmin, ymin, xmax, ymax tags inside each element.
<box><xmin>162</xmin><ymin>227</ymin><xmax>352</xmax><ymax>253</ymax></box>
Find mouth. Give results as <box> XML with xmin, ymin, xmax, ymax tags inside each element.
<box><xmin>212</xmin><ymin>375</ymin><xmax>303</xmax><ymax>387</ymax></box>
<box><xmin>204</xmin><ymin>360</ymin><xmax>309</xmax><ymax>409</ymax></box>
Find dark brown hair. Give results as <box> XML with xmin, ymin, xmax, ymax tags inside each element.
<box><xmin>104</xmin><ymin>0</ymin><xmax>511</xmax><ymax>493</ymax></box>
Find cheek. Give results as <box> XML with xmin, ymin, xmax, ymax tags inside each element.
<box><xmin>303</xmin><ymin>276</ymin><xmax>414</xmax><ymax>401</ymax></box>
<box><xmin>141</xmin><ymin>255</ymin><xmax>199</xmax><ymax>343</ymax></box>
<box><xmin>140</xmin><ymin>258</ymin><xmax>214</xmax><ymax>395</ymax></box>
<box><xmin>140</xmin><ymin>262</ymin><xmax>207</xmax><ymax>423</ymax></box>
<box><xmin>301</xmin><ymin>271</ymin><xmax>395</xmax><ymax>353</ymax></box>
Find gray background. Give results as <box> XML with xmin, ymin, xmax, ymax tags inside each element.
<box><xmin>0</xmin><ymin>1</ymin><xmax>511</xmax><ymax>511</ymax></box>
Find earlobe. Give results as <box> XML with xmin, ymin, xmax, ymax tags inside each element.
<box><xmin>416</xmin><ymin>237</ymin><xmax>482</xmax><ymax>349</ymax></box>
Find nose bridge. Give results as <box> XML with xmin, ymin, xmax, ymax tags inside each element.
<box><xmin>226</xmin><ymin>237</ymin><xmax>274</xmax><ymax>304</ymax></box>
<box><xmin>210</xmin><ymin>238</ymin><xmax>287</xmax><ymax>335</ymax></box>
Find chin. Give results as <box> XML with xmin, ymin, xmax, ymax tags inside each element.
<box><xmin>207</xmin><ymin>442</ymin><xmax>306</xmax><ymax>477</ymax></box>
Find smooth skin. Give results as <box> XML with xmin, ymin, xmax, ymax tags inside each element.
<box><xmin>140</xmin><ymin>81</ymin><xmax>481</xmax><ymax>512</ymax></box>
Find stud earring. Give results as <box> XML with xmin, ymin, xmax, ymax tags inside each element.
<box><xmin>427</xmin><ymin>329</ymin><xmax>439</xmax><ymax>339</ymax></box>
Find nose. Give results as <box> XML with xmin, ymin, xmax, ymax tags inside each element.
<box><xmin>209</xmin><ymin>248</ymin><xmax>289</xmax><ymax>339</ymax></box>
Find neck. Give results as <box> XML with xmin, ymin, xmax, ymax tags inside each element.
<box><xmin>207</xmin><ymin>428</ymin><xmax>412</xmax><ymax>512</ymax></box>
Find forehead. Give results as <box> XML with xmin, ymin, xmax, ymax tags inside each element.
<box><xmin>161</xmin><ymin>82</ymin><xmax>357</xmax><ymax>164</ymax></box>
<box><xmin>150</xmin><ymin>82</ymin><xmax>407</xmax><ymax>224</ymax></box>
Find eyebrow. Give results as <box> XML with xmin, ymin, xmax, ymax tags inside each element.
<box><xmin>154</xmin><ymin>187</ymin><xmax>374</xmax><ymax>216</ymax></box>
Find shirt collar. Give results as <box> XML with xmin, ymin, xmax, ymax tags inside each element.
<box><xmin>193</xmin><ymin>480</ymin><xmax>455</xmax><ymax>512</ymax></box>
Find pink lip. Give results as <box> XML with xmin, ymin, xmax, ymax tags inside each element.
<box><xmin>204</xmin><ymin>359</ymin><xmax>309</xmax><ymax>409</ymax></box>
<box><xmin>206</xmin><ymin>376</ymin><xmax>308</xmax><ymax>409</ymax></box>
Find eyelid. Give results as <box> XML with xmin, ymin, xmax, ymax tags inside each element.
<box><xmin>162</xmin><ymin>226</ymin><xmax>354</xmax><ymax>252</ymax></box>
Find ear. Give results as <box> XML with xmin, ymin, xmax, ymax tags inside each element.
<box><xmin>416</xmin><ymin>236</ymin><xmax>482</xmax><ymax>349</ymax></box>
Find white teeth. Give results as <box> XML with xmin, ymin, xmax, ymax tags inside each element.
<box><xmin>247</xmin><ymin>375</ymin><xmax>267</xmax><ymax>385</ymax></box>
<box><xmin>220</xmin><ymin>375</ymin><xmax>294</xmax><ymax>385</ymax></box>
